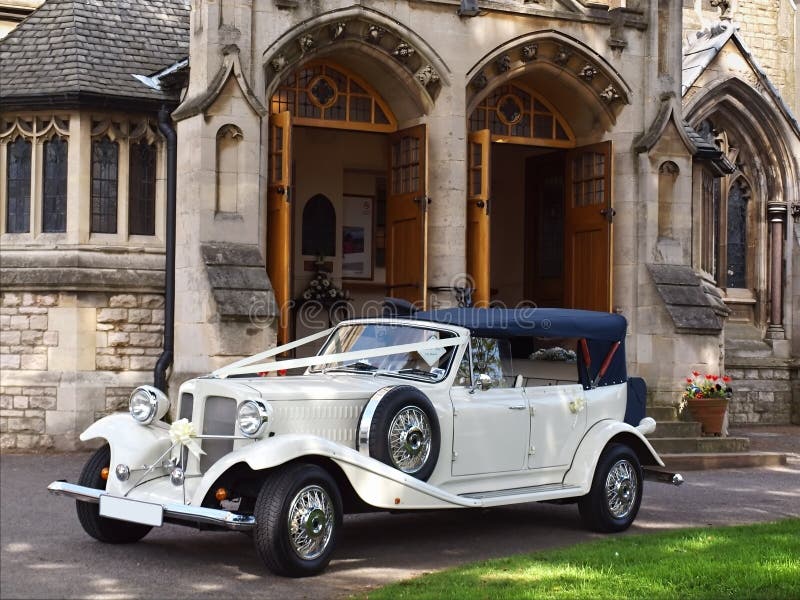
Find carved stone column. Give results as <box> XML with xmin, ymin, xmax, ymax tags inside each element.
<box><xmin>766</xmin><ymin>201</ymin><xmax>788</xmax><ymax>339</ymax></box>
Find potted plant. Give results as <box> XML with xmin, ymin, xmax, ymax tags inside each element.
<box><xmin>681</xmin><ymin>371</ymin><xmax>733</xmax><ymax>436</ymax></box>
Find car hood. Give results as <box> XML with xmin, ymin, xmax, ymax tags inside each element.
<box><xmin>231</xmin><ymin>373</ymin><xmax>395</xmax><ymax>402</ymax></box>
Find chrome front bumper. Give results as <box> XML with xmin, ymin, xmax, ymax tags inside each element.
<box><xmin>47</xmin><ymin>481</ymin><xmax>256</xmax><ymax>531</ymax></box>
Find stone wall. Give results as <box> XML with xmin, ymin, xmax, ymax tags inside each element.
<box><xmin>0</xmin><ymin>291</ymin><xmax>164</xmax><ymax>451</ymax></box>
<box><xmin>725</xmin><ymin>361</ymin><xmax>794</xmax><ymax>424</ymax></box>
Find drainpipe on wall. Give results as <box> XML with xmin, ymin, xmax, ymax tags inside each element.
<box><xmin>154</xmin><ymin>106</ymin><xmax>177</xmax><ymax>392</ymax></box>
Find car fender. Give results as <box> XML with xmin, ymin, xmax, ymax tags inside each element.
<box><xmin>191</xmin><ymin>434</ymin><xmax>478</xmax><ymax>510</ymax></box>
<box><xmin>562</xmin><ymin>419</ymin><xmax>664</xmax><ymax>490</ymax></box>
<box><xmin>79</xmin><ymin>413</ymin><xmax>172</xmax><ymax>496</ymax></box>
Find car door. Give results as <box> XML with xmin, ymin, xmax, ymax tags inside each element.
<box><xmin>523</xmin><ymin>383</ymin><xmax>587</xmax><ymax>471</ymax></box>
<box><xmin>450</xmin><ymin>339</ymin><xmax>530</xmax><ymax>476</ymax></box>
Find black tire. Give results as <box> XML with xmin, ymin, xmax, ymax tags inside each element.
<box><xmin>578</xmin><ymin>443</ymin><xmax>643</xmax><ymax>533</ymax></box>
<box><xmin>368</xmin><ymin>386</ymin><xmax>440</xmax><ymax>481</ymax></box>
<box><xmin>253</xmin><ymin>463</ymin><xmax>343</xmax><ymax>577</ymax></box>
<box><xmin>75</xmin><ymin>444</ymin><xmax>152</xmax><ymax>543</ymax></box>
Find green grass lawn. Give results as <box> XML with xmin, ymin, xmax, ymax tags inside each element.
<box><xmin>360</xmin><ymin>519</ymin><xmax>800</xmax><ymax>600</ymax></box>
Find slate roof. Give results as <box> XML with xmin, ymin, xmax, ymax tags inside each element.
<box><xmin>0</xmin><ymin>0</ymin><xmax>189</xmax><ymax>109</ymax></box>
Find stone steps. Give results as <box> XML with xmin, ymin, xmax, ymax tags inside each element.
<box><xmin>659</xmin><ymin>452</ymin><xmax>788</xmax><ymax>471</ymax></box>
<box><xmin>648</xmin><ymin>436</ymin><xmax>750</xmax><ymax>454</ymax></box>
<box><xmin>647</xmin><ymin>406</ymin><xmax>678</xmax><ymax>421</ymax></box>
<box><xmin>648</xmin><ymin>420</ymin><xmax>701</xmax><ymax>437</ymax></box>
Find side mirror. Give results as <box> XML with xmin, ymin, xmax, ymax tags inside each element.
<box><xmin>470</xmin><ymin>372</ymin><xmax>494</xmax><ymax>393</ymax></box>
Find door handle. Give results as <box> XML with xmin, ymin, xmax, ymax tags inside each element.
<box><xmin>508</xmin><ymin>405</ymin><xmax>527</xmax><ymax>410</ymax></box>
<box><xmin>600</xmin><ymin>207</ymin><xmax>615</xmax><ymax>223</ymax></box>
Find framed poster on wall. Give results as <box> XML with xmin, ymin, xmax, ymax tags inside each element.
<box><xmin>342</xmin><ymin>194</ymin><xmax>373</xmax><ymax>280</ymax></box>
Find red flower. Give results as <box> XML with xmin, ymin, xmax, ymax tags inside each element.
<box><xmin>692</xmin><ymin>371</ymin><xmax>700</xmax><ymax>377</ymax></box>
<box><xmin>696</xmin><ymin>392</ymin><xmax>704</xmax><ymax>398</ymax></box>
<box><xmin>686</xmin><ymin>378</ymin><xmax>693</xmax><ymax>383</ymax></box>
<box><xmin>277</xmin><ymin>369</ymin><xmax>288</xmax><ymax>377</ymax></box>
<box><xmin>257</xmin><ymin>371</ymin><xmax>268</xmax><ymax>377</ymax></box>
<box><xmin>722</xmin><ymin>376</ymin><xmax>731</xmax><ymax>383</ymax></box>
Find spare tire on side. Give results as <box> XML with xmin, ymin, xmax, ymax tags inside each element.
<box><xmin>358</xmin><ymin>386</ymin><xmax>440</xmax><ymax>481</ymax></box>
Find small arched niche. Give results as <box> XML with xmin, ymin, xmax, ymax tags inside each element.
<box><xmin>658</xmin><ymin>160</ymin><xmax>679</xmax><ymax>239</ymax></box>
<box><xmin>216</xmin><ymin>124</ymin><xmax>243</xmax><ymax>213</ymax></box>
<box><xmin>301</xmin><ymin>194</ymin><xmax>336</xmax><ymax>257</ymax></box>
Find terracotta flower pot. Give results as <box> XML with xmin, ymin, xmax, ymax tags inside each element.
<box><xmin>686</xmin><ymin>397</ymin><xmax>729</xmax><ymax>436</ymax></box>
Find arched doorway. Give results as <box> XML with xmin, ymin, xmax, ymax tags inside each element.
<box><xmin>466</xmin><ymin>80</ymin><xmax>613</xmax><ymax>311</ymax></box>
<box><xmin>267</xmin><ymin>60</ymin><xmax>428</xmax><ymax>342</ymax></box>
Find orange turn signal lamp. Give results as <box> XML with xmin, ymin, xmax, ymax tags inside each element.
<box><xmin>100</xmin><ymin>467</ymin><xmax>109</xmax><ymax>481</ymax></box>
<box><xmin>215</xmin><ymin>487</ymin><xmax>228</xmax><ymax>502</ymax></box>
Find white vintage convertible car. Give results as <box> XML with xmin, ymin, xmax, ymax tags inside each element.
<box><xmin>49</xmin><ymin>308</ymin><xmax>682</xmax><ymax>577</ymax></box>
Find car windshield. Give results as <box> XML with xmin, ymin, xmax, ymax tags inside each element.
<box><xmin>310</xmin><ymin>323</ymin><xmax>459</xmax><ymax>382</ymax></box>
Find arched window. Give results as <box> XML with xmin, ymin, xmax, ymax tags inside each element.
<box><xmin>5</xmin><ymin>137</ymin><xmax>31</xmax><ymax>233</ymax></box>
<box><xmin>725</xmin><ymin>178</ymin><xmax>750</xmax><ymax>289</ymax></box>
<box><xmin>301</xmin><ymin>194</ymin><xmax>336</xmax><ymax>257</ymax></box>
<box><xmin>42</xmin><ymin>136</ymin><xmax>68</xmax><ymax>233</ymax></box>
<box><xmin>91</xmin><ymin>137</ymin><xmax>119</xmax><ymax>233</ymax></box>
<box><xmin>129</xmin><ymin>140</ymin><xmax>157</xmax><ymax>235</ymax></box>
<box><xmin>271</xmin><ymin>62</ymin><xmax>397</xmax><ymax>132</ymax></box>
<box><xmin>468</xmin><ymin>83</ymin><xmax>575</xmax><ymax>147</ymax></box>
<box><xmin>657</xmin><ymin>161</ymin><xmax>679</xmax><ymax>239</ymax></box>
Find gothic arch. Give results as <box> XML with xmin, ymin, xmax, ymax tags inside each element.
<box><xmin>685</xmin><ymin>77</ymin><xmax>799</xmax><ymax>208</ymax></box>
<box><xmin>262</xmin><ymin>6</ymin><xmax>450</xmax><ymax>120</ymax></box>
<box><xmin>466</xmin><ymin>30</ymin><xmax>632</xmax><ymax>132</ymax></box>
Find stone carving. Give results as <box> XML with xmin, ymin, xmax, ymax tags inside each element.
<box><xmin>554</xmin><ymin>46</ymin><xmax>571</xmax><ymax>66</ymax></box>
<box><xmin>710</xmin><ymin>0</ymin><xmax>732</xmax><ymax>21</ymax></box>
<box><xmin>600</xmin><ymin>85</ymin><xmax>620</xmax><ymax>103</ymax></box>
<box><xmin>471</xmin><ymin>71</ymin><xmax>488</xmax><ymax>90</ymax></box>
<box><xmin>580</xmin><ymin>65</ymin><xmax>598</xmax><ymax>81</ymax></box>
<box><xmin>416</xmin><ymin>64</ymin><xmax>440</xmax><ymax>87</ymax></box>
<box><xmin>495</xmin><ymin>54</ymin><xmax>511</xmax><ymax>73</ymax></box>
<box><xmin>298</xmin><ymin>34</ymin><xmax>315</xmax><ymax>53</ymax></box>
<box><xmin>270</xmin><ymin>54</ymin><xmax>287</xmax><ymax>72</ymax></box>
<box><xmin>330</xmin><ymin>22</ymin><xmax>347</xmax><ymax>40</ymax></box>
<box><xmin>366</xmin><ymin>25</ymin><xmax>386</xmax><ymax>44</ymax></box>
<box><xmin>659</xmin><ymin>161</ymin><xmax>679</xmax><ymax>176</ymax></box>
<box><xmin>521</xmin><ymin>44</ymin><xmax>538</xmax><ymax>61</ymax></box>
<box><xmin>393</xmin><ymin>42</ymin><xmax>415</xmax><ymax>61</ymax></box>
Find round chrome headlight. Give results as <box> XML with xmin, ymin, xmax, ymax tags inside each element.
<box><xmin>237</xmin><ymin>400</ymin><xmax>269</xmax><ymax>438</ymax></box>
<box><xmin>129</xmin><ymin>385</ymin><xmax>170</xmax><ymax>425</ymax></box>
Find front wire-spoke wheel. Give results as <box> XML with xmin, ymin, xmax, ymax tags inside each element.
<box><xmin>253</xmin><ymin>463</ymin><xmax>342</xmax><ymax>577</ymax></box>
<box><xmin>578</xmin><ymin>443</ymin><xmax>643</xmax><ymax>533</ymax></box>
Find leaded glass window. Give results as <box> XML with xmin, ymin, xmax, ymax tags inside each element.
<box><xmin>6</xmin><ymin>137</ymin><xmax>31</xmax><ymax>233</ymax></box>
<box><xmin>725</xmin><ymin>180</ymin><xmax>748</xmax><ymax>288</ymax></box>
<box><xmin>128</xmin><ymin>141</ymin><xmax>156</xmax><ymax>235</ymax></box>
<box><xmin>91</xmin><ymin>138</ymin><xmax>118</xmax><ymax>233</ymax></box>
<box><xmin>42</xmin><ymin>137</ymin><xmax>68</xmax><ymax>232</ymax></box>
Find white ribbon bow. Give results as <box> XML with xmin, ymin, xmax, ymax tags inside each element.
<box><xmin>169</xmin><ymin>418</ymin><xmax>205</xmax><ymax>460</ymax></box>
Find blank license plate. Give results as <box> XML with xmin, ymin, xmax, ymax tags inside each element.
<box><xmin>99</xmin><ymin>495</ymin><xmax>163</xmax><ymax>527</ymax></box>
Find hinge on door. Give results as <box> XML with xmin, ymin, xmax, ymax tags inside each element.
<box><xmin>452</xmin><ymin>451</ymin><xmax>458</xmax><ymax>462</ymax></box>
<box><xmin>528</xmin><ymin>446</ymin><xmax>536</xmax><ymax>456</ymax></box>
<box><xmin>413</xmin><ymin>195</ymin><xmax>431</xmax><ymax>212</ymax></box>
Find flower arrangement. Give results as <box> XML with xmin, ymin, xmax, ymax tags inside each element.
<box><xmin>682</xmin><ymin>371</ymin><xmax>733</xmax><ymax>401</ymax></box>
<box><xmin>298</xmin><ymin>263</ymin><xmax>348</xmax><ymax>308</ymax></box>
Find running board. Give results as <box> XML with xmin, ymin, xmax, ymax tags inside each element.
<box><xmin>459</xmin><ymin>483</ymin><xmax>584</xmax><ymax>506</ymax></box>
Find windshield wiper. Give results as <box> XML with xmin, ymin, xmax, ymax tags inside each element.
<box><xmin>397</xmin><ymin>368</ymin><xmax>439</xmax><ymax>379</ymax></box>
<box><xmin>324</xmin><ymin>361</ymin><xmax>379</xmax><ymax>374</ymax></box>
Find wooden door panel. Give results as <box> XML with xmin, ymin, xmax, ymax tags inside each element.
<box><xmin>467</xmin><ymin>129</ymin><xmax>491</xmax><ymax>307</ymax></box>
<box><xmin>564</xmin><ymin>142</ymin><xmax>612</xmax><ymax>312</ymax></box>
<box><xmin>387</xmin><ymin>125</ymin><xmax>427</xmax><ymax>306</ymax></box>
<box><xmin>267</xmin><ymin>111</ymin><xmax>292</xmax><ymax>344</ymax></box>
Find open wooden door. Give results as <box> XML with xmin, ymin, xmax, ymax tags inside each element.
<box><xmin>564</xmin><ymin>141</ymin><xmax>613</xmax><ymax>312</ymax></box>
<box><xmin>267</xmin><ymin>111</ymin><xmax>292</xmax><ymax>344</ymax></box>
<box><xmin>387</xmin><ymin>124</ymin><xmax>427</xmax><ymax>307</ymax></box>
<box><xmin>467</xmin><ymin>129</ymin><xmax>491</xmax><ymax>307</ymax></box>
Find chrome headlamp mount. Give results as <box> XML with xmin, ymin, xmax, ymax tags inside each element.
<box><xmin>128</xmin><ymin>385</ymin><xmax>170</xmax><ymax>425</ymax></box>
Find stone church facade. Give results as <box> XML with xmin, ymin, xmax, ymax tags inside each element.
<box><xmin>1</xmin><ymin>0</ymin><xmax>799</xmax><ymax>450</ymax></box>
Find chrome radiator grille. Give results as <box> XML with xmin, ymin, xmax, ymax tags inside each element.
<box><xmin>200</xmin><ymin>396</ymin><xmax>237</xmax><ymax>473</ymax></box>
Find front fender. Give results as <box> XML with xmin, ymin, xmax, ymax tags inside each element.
<box><xmin>562</xmin><ymin>419</ymin><xmax>664</xmax><ymax>489</ymax></box>
<box><xmin>79</xmin><ymin>413</ymin><xmax>172</xmax><ymax>496</ymax></box>
<box><xmin>191</xmin><ymin>434</ymin><xmax>477</xmax><ymax>510</ymax></box>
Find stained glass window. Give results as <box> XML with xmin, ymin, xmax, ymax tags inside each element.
<box><xmin>129</xmin><ymin>141</ymin><xmax>157</xmax><ymax>235</ymax></box>
<box><xmin>42</xmin><ymin>137</ymin><xmax>68</xmax><ymax>233</ymax></box>
<box><xmin>5</xmin><ymin>137</ymin><xmax>31</xmax><ymax>233</ymax></box>
<box><xmin>726</xmin><ymin>180</ymin><xmax>748</xmax><ymax>288</ymax></box>
<box><xmin>91</xmin><ymin>138</ymin><xmax>119</xmax><ymax>233</ymax></box>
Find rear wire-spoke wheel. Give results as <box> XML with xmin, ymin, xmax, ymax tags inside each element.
<box><xmin>578</xmin><ymin>444</ymin><xmax>642</xmax><ymax>533</ymax></box>
<box><xmin>253</xmin><ymin>463</ymin><xmax>342</xmax><ymax>577</ymax></box>
<box><xmin>388</xmin><ymin>406</ymin><xmax>432</xmax><ymax>474</ymax></box>
<box><xmin>75</xmin><ymin>444</ymin><xmax>152</xmax><ymax>544</ymax></box>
